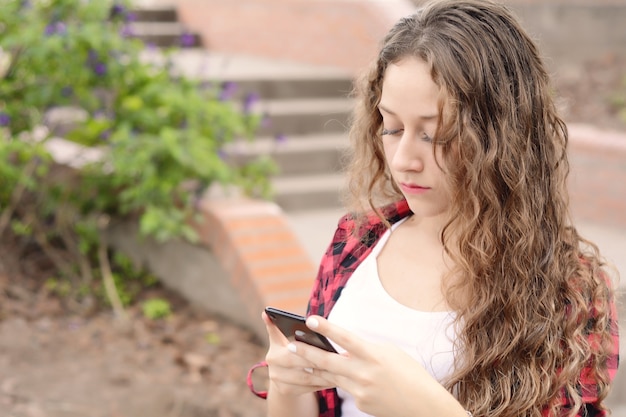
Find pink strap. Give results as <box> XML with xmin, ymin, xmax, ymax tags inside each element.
<box><xmin>247</xmin><ymin>361</ymin><xmax>268</xmax><ymax>399</ymax></box>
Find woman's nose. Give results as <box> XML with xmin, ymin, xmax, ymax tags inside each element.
<box><xmin>391</xmin><ymin>133</ymin><xmax>425</xmax><ymax>172</ymax></box>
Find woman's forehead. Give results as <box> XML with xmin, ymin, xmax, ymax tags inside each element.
<box><xmin>380</xmin><ymin>57</ymin><xmax>442</xmax><ymax>119</ymax></box>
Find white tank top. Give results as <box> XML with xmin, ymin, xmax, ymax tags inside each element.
<box><xmin>327</xmin><ymin>218</ymin><xmax>457</xmax><ymax>417</ymax></box>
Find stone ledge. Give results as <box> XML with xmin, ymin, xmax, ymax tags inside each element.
<box><xmin>191</xmin><ymin>197</ymin><xmax>317</xmax><ymax>338</ymax></box>
<box><xmin>105</xmin><ymin>196</ymin><xmax>317</xmax><ymax>342</ymax></box>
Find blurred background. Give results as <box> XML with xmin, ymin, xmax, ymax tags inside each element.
<box><xmin>1</xmin><ymin>0</ymin><xmax>625</xmax><ymax>416</ymax></box>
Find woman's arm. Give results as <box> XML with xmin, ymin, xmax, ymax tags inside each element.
<box><xmin>262</xmin><ymin>311</ymin><xmax>334</xmax><ymax>417</ymax></box>
<box><xmin>267</xmin><ymin>384</ymin><xmax>319</xmax><ymax>417</ymax></box>
<box><xmin>290</xmin><ymin>316</ymin><xmax>470</xmax><ymax>417</ymax></box>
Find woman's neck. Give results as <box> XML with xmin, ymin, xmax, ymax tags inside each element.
<box><xmin>402</xmin><ymin>212</ymin><xmax>452</xmax><ymax>246</ymax></box>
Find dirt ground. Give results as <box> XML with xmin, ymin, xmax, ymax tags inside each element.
<box><xmin>1</xmin><ymin>55</ymin><xmax>625</xmax><ymax>417</ymax></box>
<box><xmin>0</xmin><ymin>254</ymin><xmax>268</xmax><ymax>417</ymax></box>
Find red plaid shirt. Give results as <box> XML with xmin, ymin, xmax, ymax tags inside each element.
<box><xmin>249</xmin><ymin>199</ymin><xmax>619</xmax><ymax>417</ymax></box>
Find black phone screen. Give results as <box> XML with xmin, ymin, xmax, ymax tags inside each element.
<box><xmin>265</xmin><ymin>307</ymin><xmax>337</xmax><ymax>353</ymax></box>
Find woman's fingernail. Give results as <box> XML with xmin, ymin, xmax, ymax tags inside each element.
<box><xmin>306</xmin><ymin>317</ymin><xmax>319</xmax><ymax>329</ymax></box>
<box><xmin>303</xmin><ymin>367</ymin><xmax>314</xmax><ymax>374</ymax></box>
<box><xmin>287</xmin><ymin>343</ymin><xmax>297</xmax><ymax>353</ymax></box>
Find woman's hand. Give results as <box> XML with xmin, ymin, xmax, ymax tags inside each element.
<box><xmin>288</xmin><ymin>315</ymin><xmax>468</xmax><ymax>417</ymax></box>
<box><xmin>262</xmin><ymin>311</ymin><xmax>335</xmax><ymax>397</ymax></box>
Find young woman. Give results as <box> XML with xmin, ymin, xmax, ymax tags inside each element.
<box><xmin>248</xmin><ymin>1</ymin><xmax>620</xmax><ymax>416</ymax></box>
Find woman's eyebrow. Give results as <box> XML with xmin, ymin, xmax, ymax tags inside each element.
<box><xmin>378</xmin><ymin>104</ymin><xmax>438</xmax><ymax>121</ymax></box>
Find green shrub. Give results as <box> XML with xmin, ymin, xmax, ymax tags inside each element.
<box><xmin>0</xmin><ymin>0</ymin><xmax>275</xmax><ymax>315</ymax></box>
<box><xmin>141</xmin><ymin>298</ymin><xmax>172</xmax><ymax>320</ymax></box>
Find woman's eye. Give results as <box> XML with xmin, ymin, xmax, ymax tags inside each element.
<box><xmin>382</xmin><ymin>128</ymin><xmax>403</xmax><ymax>136</ymax></box>
<box><xmin>422</xmin><ymin>132</ymin><xmax>433</xmax><ymax>143</ymax></box>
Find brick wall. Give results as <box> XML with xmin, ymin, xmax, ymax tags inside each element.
<box><xmin>177</xmin><ymin>0</ymin><xmax>626</xmax><ymax>73</ymax></box>
<box><xmin>176</xmin><ymin>0</ymin><xmax>415</xmax><ymax>73</ymax></box>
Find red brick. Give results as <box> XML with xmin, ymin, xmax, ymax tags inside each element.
<box><xmin>251</xmin><ymin>261</ymin><xmax>315</xmax><ymax>281</ymax></box>
<box><xmin>196</xmin><ymin>197</ymin><xmax>315</xmax><ymax>326</ymax></box>
<box><xmin>241</xmin><ymin>246</ymin><xmax>308</xmax><ymax>263</ymax></box>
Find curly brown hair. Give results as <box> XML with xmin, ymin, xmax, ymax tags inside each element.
<box><xmin>344</xmin><ymin>1</ymin><xmax>618</xmax><ymax>416</ymax></box>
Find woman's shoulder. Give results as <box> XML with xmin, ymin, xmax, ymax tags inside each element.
<box><xmin>326</xmin><ymin>199</ymin><xmax>413</xmax><ymax>264</ymax></box>
<box><xmin>336</xmin><ymin>199</ymin><xmax>412</xmax><ymax>232</ymax></box>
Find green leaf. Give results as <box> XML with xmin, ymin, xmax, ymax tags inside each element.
<box><xmin>205</xmin><ymin>332</ymin><xmax>221</xmax><ymax>346</ymax></box>
<box><xmin>141</xmin><ymin>298</ymin><xmax>171</xmax><ymax>320</ymax></box>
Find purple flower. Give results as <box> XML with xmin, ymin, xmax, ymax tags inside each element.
<box><xmin>243</xmin><ymin>92</ymin><xmax>260</xmax><ymax>114</ymax></box>
<box><xmin>87</xmin><ymin>51</ymin><xmax>107</xmax><ymax>76</ymax></box>
<box><xmin>55</xmin><ymin>22</ymin><xmax>67</xmax><ymax>34</ymax></box>
<box><xmin>110</xmin><ymin>4</ymin><xmax>136</xmax><ymax>22</ymax></box>
<box><xmin>100</xmin><ymin>129</ymin><xmax>111</xmax><ymax>141</ymax></box>
<box><xmin>180</xmin><ymin>32</ymin><xmax>196</xmax><ymax>48</ymax></box>
<box><xmin>44</xmin><ymin>21</ymin><xmax>66</xmax><ymax>36</ymax></box>
<box><xmin>121</xmin><ymin>24</ymin><xmax>133</xmax><ymax>38</ymax></box>
<box><xmin>0</xmin><ymin>113</ymin><xmax>10</xmax><ymax>126</ymax></box>
<box><xmin>274</xmin><ymin>133</ymin><xmax>287</xmax><ymax>144</ymax></box>
<box><xmin>61</xmin><ymin>86</ymin><xmax>73</xmax><ymax>97</ymax></box>
<box><xmin>217</xmin><ymin>149</ymin><xmax>227</xmax><ymax>160</ymax></box>
<box><xmin>94</xmin><ymin>62</ymin><xmax>107</xmax><ymax>76</ymax></box>
<box><xmin>219</xmin><ymin>81</ymin><xmax>238</xmax><ymax>101</ymax></box>
<box><xmin>110</xmin><ymin>4</ymin><xmax>125</xmax><ymax>19</ymax></box>
<box><xmin>44</xmin><ymin>24</ymin><xmax>56</xmax><ymax>36</ymax></box>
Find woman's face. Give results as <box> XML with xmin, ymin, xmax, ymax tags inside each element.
<box><xmin>378</xmin><ymin>57</ymin><xmax>451</xmax><ymax>219</ymax></box>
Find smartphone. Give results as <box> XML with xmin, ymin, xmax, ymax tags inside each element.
<box><xmin>265</xmin><ymin>307</ymin><xmax>337</xmax><ymax>353</ymax></box>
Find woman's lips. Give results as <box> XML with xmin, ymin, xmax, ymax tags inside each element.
<box><xmin>399</xmin><ymin>182</ymin><xmax>430</xmax><ymax>194</ymax></box>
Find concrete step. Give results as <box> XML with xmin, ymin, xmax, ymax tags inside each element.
<box><xmin>131</xmin><ymin>7</ymin><xmax>178</xmax><ymax>23</ymax></box>
<box><xmin>143</xmin><ymin>48</ymin><xmax>353</xmax><ymax>100</ymax></box>
<box><xmin>254</xmin><ymin>98</ymin><xmax>353</xmax><ymax>137</ymax></box>
<box><xmin>165</xmin><ymin>48</ymin><xmax>352</xmax><ymax>81</ymax></box>
<box><xmin>130</xmin><ymin>22</ymin><xmax>201</xmax><ymax>48</ymax></box>
<box><xmin>225</xmin><ymin>133</ymin><xmax>349</xmax><ymax>177</ymax></box>
<box><xmin>212</xmin><ymin>78</ymin><xmax>354</xmax><ymax>101</ymax></box>
<box><xmin>142</xmin><ymin>49</ymin><xmax>353</xmax><ymax>100</ymax></box>
<box><xmin>272</xmin><ymin>173</ymin><xmax>345</xmax><ymax>211</ymax></box>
